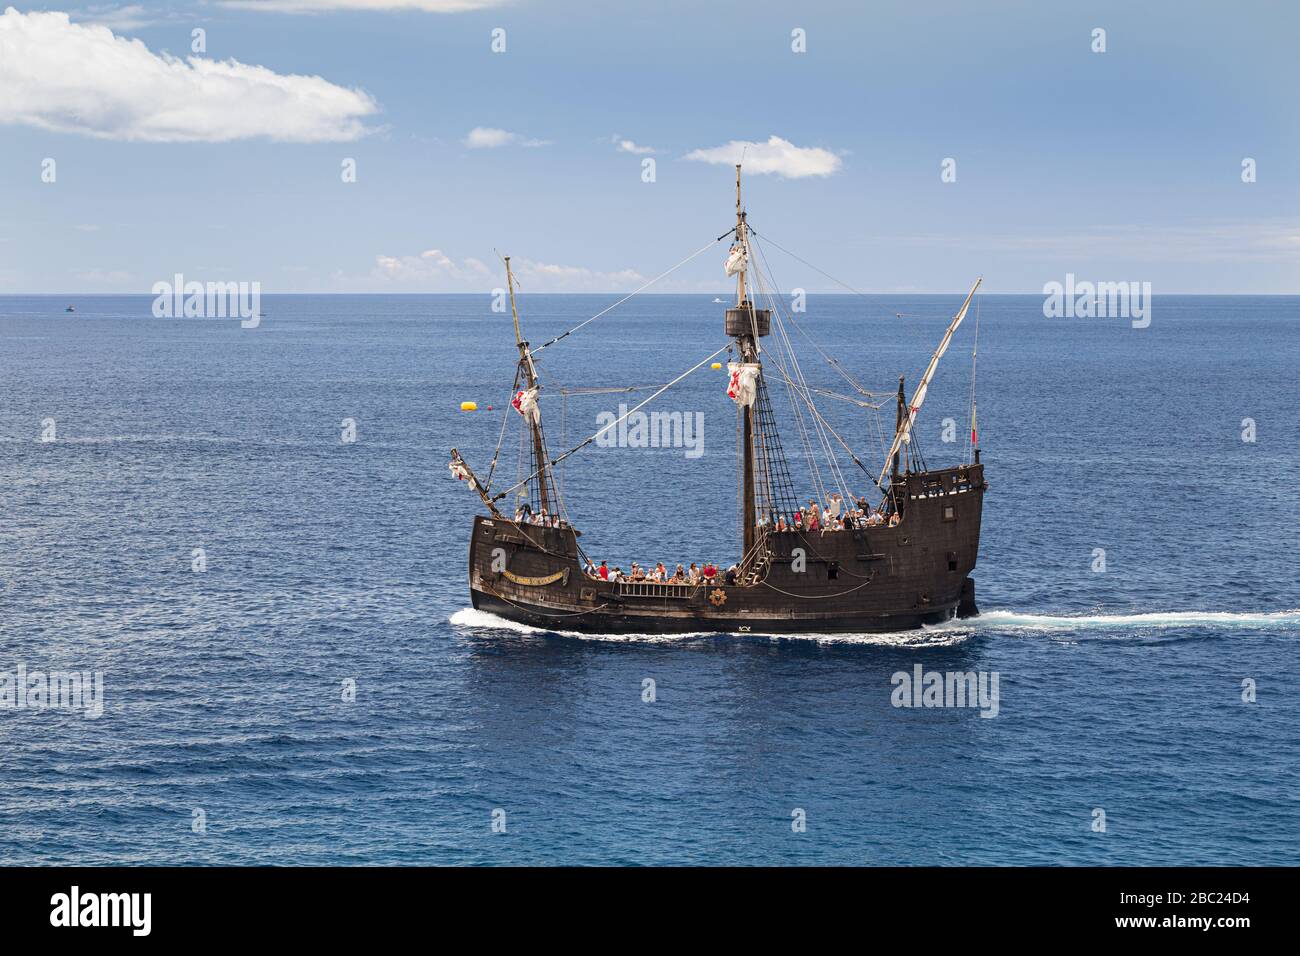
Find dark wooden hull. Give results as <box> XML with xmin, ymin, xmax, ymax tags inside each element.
<box><xmin>466</xmin><ymin>464</ymin><xmax>985</xmax><ymax>635</ymax></box>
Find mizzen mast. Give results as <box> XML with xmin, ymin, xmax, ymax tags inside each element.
<box><xmin>877</xmin><ymin>276</ymin><xmax>982</xmax><ymax>490</ymax></box>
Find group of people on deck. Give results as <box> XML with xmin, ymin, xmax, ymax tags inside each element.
<box><xmin>586</xmin><ymin>560</ymin><xmax>740</xmax><ymax>587</ymax></box>
<box><xmin>761</xmin><ymin>493</ymin><xmax>899</xmax><ymax>533</ymax></box>
<box><xmin>513</xmin><ymin>503</ymin><xmax>568</xmax><ymax>529</ymax></box>
<box><xmin>513</xmin><ymin>494</ymin><xmax>895</xmax><ymax>537</ymax></box>
<box><xmin>580</xmin><ymin>492</ymin><xmax>900</xmax><ymax>588</ymax></box>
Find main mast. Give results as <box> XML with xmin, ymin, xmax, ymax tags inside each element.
<box><xmin>727</xmin><ymin>166</ymin><xmax>764</xmax><ymax>561</ymax></box>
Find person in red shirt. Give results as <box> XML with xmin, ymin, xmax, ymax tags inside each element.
<box><xmin>597</xmin><ymin>560</ymin><xmax>609</xmax><ymax>580</ymax></box>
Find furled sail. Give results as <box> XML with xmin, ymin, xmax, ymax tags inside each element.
<box><xmin>727</xmin><ymin>362</ymin><xmax>760</xmax><ymax>407</ymax></box>
<box><xmin>511</xmin><ymin>386</ymin><xmax>540</xmax><ymax>423</ymax></box>
<box><xmin>449</xmin><ymin>457</ymin><xmax>478</xmax><ymax>491</ymax></box>
<box><xmin>724</xmin><ymin>244</ymin><xmax>747</xmax><ymax>277</ymax></box>
<box><xmin>877</xmin><ymin>277</ymin><xmax>982</xmax><ymax>487</ymax></box>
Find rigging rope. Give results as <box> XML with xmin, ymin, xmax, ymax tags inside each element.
<box><xmin>533</xmin><ymin>234</ymin><xmax>730</xmax><ymax>354</ymax></box>
<box><xmin>483</xmin><ymin>364</ymin><xmax>521</xmax><ymax>490</ymax></box>
<box><xmin>748</xmin><ymin>238</ymin><xmax>867</xmax><ymax>502</ymax></box>
<box><xmin>747</xmin><ymin>225</ymin><xmax>875</xmax><ymax>299</ymax></box>
<box><xmin>749</xmin><ymin>233</ymin><xmax>884</xmax><ymax>401</ymax></box>
<box><xmin>491</xmin><ymin>343</ymin><xmax>732</xmax><ymax>504</ymax></box>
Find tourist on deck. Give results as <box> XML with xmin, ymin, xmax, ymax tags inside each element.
<box><xmin>702</xmin><ymin>563</ymin><xmax>717</xmax><ymax>581</ymax></box>
<box><xmin>654</xmin><ymin>561</ymin><xmax>667</xmax><ymax>582</ymax></box>
<box><xmin>724</xmin><ymin>565</ymin><xmax>738</xmax><ymax>585</ymax></box>
<box><xmin>688</xmin><ymin>563</ymin><xmax>701</xmax><ymax>584</ymax></box>
<box><xmin>597</xmin><ymin>560</ymin><xmax>609</xmax><ymax>580</ymax></box>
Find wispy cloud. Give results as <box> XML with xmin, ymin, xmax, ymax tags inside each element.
<box><xmin>684</xmin><ymin>135</ymin><xmax>841</xmax><ymax>178</ymax></box>
<box><xmin>0</xmin><ymin>9</ymin><xmax>379</xmax><ymax>142</ymax></box>
<box><xmin>372</xmin><ymin>249</ymin><xmax>492</xmax><ymax>282</ymax></box>
<box><xmin>511</xmin><ymin>258</ymin><xmax>646</xmax><ymax>291</ymax></box>
<box><xmin>463</xmin><ymin>126</ymin><xmax>550</xmax><ymax>149</ymax></box>
<box><xmin>878</xmin><ymin>221</ymin><xmax>1300</xmax><ymax>264</ymax></box>
<box><xmin>221</xmin><ymin>0</ymin><xmax>508</xmax><ymax>13</ymax></box>
<box><xmin>72</xmin><ymin>4</ymin><xmax>159</xmax><ymax>31</ymax></box>
<box><xmin>612</xmin><ymin>136</ymin><xmax>656</xmax><ymax>155</ymax></box>
<box><xmin>370</xmin><ymin>249</ymin><xmax>646</xmax><ymax>291</ymax></box>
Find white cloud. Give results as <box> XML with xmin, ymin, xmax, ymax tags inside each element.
<box><xmin>684</xmin><ymin>135</ymin><xmax>841</xmax><ymax>179</ymax></box>
<box><xmin>221</xmin><ymin>0</ymin><xmax>506</xmax><ymax>11</ymax></box>
<box><xmin>511</xmin><ymin>258</ymin><xmax>645</xmax><ymax>291</ymax></box>
<box><xmin>0</xmin><ymin>8</ymin><xmax>379</xmax><ymax>142</ymax></box>
<box><xmin>613</xmin><ymin>136</ymin><xmax>655</xmax><ymax>155</ymax></box>
<box><xmin>464</xmin><ymin>126</ymin><xmax>550</xmax><ymax>149</ymax></box>
<box><xmin>372</xmin><ymin>249</ymin><xmax>492</xmax><ymax>282</ymax></box>
<box><xmin>371</xmin><ymin>249</ymin><xmax>645</xmax><ymax>291</ymax></box>
<box><xmin>73</xmin><ymin>5</ymin><xmax>158</xmax><ymax>31</ymax></box>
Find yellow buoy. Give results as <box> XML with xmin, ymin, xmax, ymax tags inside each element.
<box><xmin>711</xmin><ymin>362</ymin><xmax>722</xmax><ymax>370</ymax></box>
<box><xmin>460</xmin><ymin>401</ymin><xmax>478</xmax><ymax>412</ymax></box>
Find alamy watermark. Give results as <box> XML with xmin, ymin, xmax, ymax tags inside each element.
<box><xmin>594</xmin><ymin>404</ymin><xmax>704</xmax><ymax>459</ymax></box>
<box><xmin>151</xmin><ymin>274</ymin><xmax>261</xmax><ymax>328</ymax></box>
<box><xmin>1043</xmin><ymin>273</ymin><xmax>1151</xmax><ymax>328</ymax></box>
<box><xmin>50</xmin><ymin>886</ymin><xmax>150</xmax><ymax>936</ymax></box>
<box><xmin>1</xmin><ymin>664</ymin><xmax>104</xmax><ymax>719</ymax></box>
<box><xmin>891</xmin><ymin>665</ymin><xmax>1000</xmax><ymax>718</ymax></box>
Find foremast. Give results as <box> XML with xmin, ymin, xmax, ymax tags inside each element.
<box><xmin>505</xmin><ymin>256</ymin><xmax>559</xmax><ymax>516</ymax></box>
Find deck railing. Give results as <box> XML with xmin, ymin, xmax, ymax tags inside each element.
<box><xmin>614</xmin><ymin>580</ymin><xmax>700</xmax><ymax>600</ymax></box>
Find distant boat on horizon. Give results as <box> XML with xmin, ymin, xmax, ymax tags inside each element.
<box><xmin>65</xmin><ymin>305</ymin><xmax>75</xmax><ymax>312</ymax></box>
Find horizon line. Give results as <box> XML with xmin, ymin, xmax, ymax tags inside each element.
<box><xmin>4</xmin><ymin>291</ymin><xmax>1299</xmax><ymax>298</ymax></box>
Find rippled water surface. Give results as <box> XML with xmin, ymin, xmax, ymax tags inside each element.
<box><xmin>1</xmin><ymin>293</ymin><xmax>1297</xmax><ymax>865</ymax></box>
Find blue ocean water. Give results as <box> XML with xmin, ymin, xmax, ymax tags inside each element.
<box><xmin>0</xmin><ymin>292</ymin><xmax>1296</xmax><ymax>866</ymax></box>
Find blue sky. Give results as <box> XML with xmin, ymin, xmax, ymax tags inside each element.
<box><xmin>1</xmin><ymin>0</ymin><xmax>1296</xmax><ymax>293</ymax></box>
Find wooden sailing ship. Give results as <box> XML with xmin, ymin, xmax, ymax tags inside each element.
<box><xmin>450</xmin><ymin>167</ymin><xmax>986</xmax><ymax>634</ymax></box>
